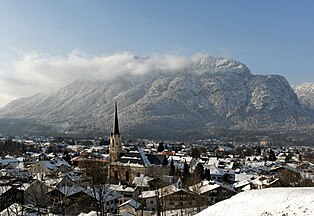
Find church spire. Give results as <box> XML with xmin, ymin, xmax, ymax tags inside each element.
<box><xmin>109</xmin><ymin>101</ymin><xmax>122</xmax><ymax>163</ymax></box>
<box><xmin>113</xmin><ymin>101</ymin><xmax>120</xmax><ymax>135</ymax></box>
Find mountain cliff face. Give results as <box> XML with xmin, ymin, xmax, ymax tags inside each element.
<box><xmin>293</xmin><ymin>83</ymin><xmax>314</xmax><ymax>110</ymax></box>
<box><xmin>0</xmin><ymin>56</ymin><xmax>312</xmax><ymax>139</ymax></box>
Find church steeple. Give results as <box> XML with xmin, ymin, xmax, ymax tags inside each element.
<box><xmin>113</xmin><ymin>101</ymin><xmax>120</xmax><ymax>135</ymax></box>
<box><xmin>109</xmin><ymin>101</ymin><xmax>122</xmax><ymax>163</ymax></box>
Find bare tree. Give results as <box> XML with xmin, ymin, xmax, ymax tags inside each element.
<box><xmin>0</xmin><ymin>187</ymin><xmax>24</xmax><ymax>213</ymax></box>
<box><xmin>48</xmin><ymin>184</ymin><xmax>81</xmax><ymax>216</ymax></box>
<box><xmin>151</xmin><ymin>170</ymin><xmax>169</xmax><ymax>216</ymax></box>
<box><xmin>79</xmin><ymin>158</ymin><xmax>109</xmax><ymax>216</ymax></box>
<box><xmin>187</xmin><ymin>174</ymin><xmax>207</xmax><ymax>214</ymax></box>
<box><xmin>23</xmin><ymin>180</ymin><xmax>49</xmax><ymax>215</ymax></box>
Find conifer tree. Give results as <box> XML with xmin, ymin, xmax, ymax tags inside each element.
<box><xmin>157</xmin><ymin>142</ymin><xmax>165</xmax><ymax>152</ymax></box>
<box><xmin>170</xmin><ymin>158</ymin><xmax>176</xmax><ymax>176</ymax></box>
<box><xmin>269</xmin><ymin>149</ymin><xmax>277</xmax><ymax>161</ymax></box>
<box><xmin>183</xmin><ymin>160</ymin><xmax>190</xmax><ymax>181</ymax></box>
<box><xmin>195</xmin><ymin>163</ymin><xmax>204</xmax><ymax>179</ymax></box>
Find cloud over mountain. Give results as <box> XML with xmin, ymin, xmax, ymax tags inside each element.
<box><xmin>0</xmin><ymin>51</ymin><xmax>207</xmax><ymax>107</ymax></box>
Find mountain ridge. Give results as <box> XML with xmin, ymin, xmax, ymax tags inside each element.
<box><xmin>0</xmin><ymin>56</ymin><xmax>313</xmax><ymax>139</ymax></box>
<box><xmin>293</xmin><ymin>83</ymin><xmax>314</xmax><ymax>110</ymax></box>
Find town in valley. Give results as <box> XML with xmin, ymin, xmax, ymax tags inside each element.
<box><xmin>0</xmin><ymin>103</ymin><xmax>313</xmax><ymax>215</ymax></box>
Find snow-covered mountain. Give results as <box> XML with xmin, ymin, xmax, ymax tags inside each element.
<box><xmin>196</xmin><ymin>187</ymin><xmax>314</xmax><ymax>216</ymax></box>
<box><xmin>0</xmin><ymin>56</ymin><xmax>313</xmax><ymax>139</ymax></box>
<box><xmin>293</xmin><ymin>83</ymin><xmax>314</xmax><ymax>110</ymax></box>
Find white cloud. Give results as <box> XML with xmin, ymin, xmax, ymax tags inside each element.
<box><xmin>0</xmin><ymin>51</ymin><xmax>208</xmax><ymax>107</ymax></box>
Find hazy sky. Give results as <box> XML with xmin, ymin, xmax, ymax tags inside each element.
<box><xmin>0</xmin><ymin>0</ymin><xmax>313</xmax><ymax>107</ymax></box>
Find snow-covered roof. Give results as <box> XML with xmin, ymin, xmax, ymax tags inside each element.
<box><xmin>40</xmin><ymin>159</ymin><xmax>71</xmax><ymax>171</ymax></box>
<box><xmin>0</xmin><ymin>157</ymin><xmax>19</xmax><ymax>165</ymax></box>
<box><xmin>44</xmin><ymin>177</ymin><xmax>62</xmax><ymax>186</ymax></box>
<box><xmin>140</xmin><ymin>184</ymin><xmax>190</xmax><ymax>199</ymax></box>
<box><xmin>0</xmin><ymin>186</ymin><xmax>11</xmax><ymax>195</ymax></box>
<box><xmin>138</xmin><ymin>147</ymin><xmax>151</xmax><ymax>166</ymax></box>
<box><xmin>132</xmin><ymin>174</ymin><xmax>152</xmax><ymax>187</ymax></box>
<box><xmin>207</xmin><ymin>165</ymin><xmax>224</xmax><ymax>175</ymax></box>
<box><xmin>200</xmin><ymin>183</ymin><xmax>220</xmax><ymax>194</ymax></box>
<box><xmin>140</xmin><ymin>190</ymin><xmax>157</xmax><ymax>199</ymax></box>
<box><xmin>204</xmin><ymin>157</ymin><xmax>218</xmax><ymax>166</ymax></box>
<box><xmin>78</xmin><ymin>211</ymin><xmax>98</xmax><ymax>216</ymax></box>
<box><xmin>188</xmin><ymin>181</ymin><xmax>221</xmax><ymax>194</ymax></box>
<box><xmin>57</xmin><ymin>185</ymin><xmax>85</xmax><ymax>196</ymax></box>
<box><xmin>249</xmin><ymin>176</ymin><xmax>279</xmax><ymax>186</ymax></box>
<box><xmin>233</xmin><ymin>179</ymin><xmax>251</xmax><ymax>189</ymax></box>
<box><xmin>0</xmin><ymin>203</ymin><xmax>25</xmax><ymax>216</ymax></box>
<box><xmin>108</xmin><ymin>184</ymin><xmax>136</xmax><ymax>192</ymax></box>
<box><xmin>234</xmin><ymin>173</ymin><xmax>254</xmax><ymax>182</ymax></box>
<box><xmin>18</xmin><ymin>183</ymin><xmax>31</xmax><ymax>191</ymax></box>
<box><xmin>119</xmin><ymin>199</ymin><xmax>141</xmax><ymax>210</ymax></box>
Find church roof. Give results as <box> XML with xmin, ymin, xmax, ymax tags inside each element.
<box><xmin>146</xmin><ymin>154</ymin><xmax>167</xmax><ymax>165</ymax></box>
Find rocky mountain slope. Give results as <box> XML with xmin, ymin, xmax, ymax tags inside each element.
<box><xmin>0</xmin><ymin>56</ymin><xmax>313</xmax><ymax>139</ymax></box>
<box><xmin>293</xmin><ymin>83</ymin><xmax>314</xmax><ymax>110</ymax></box>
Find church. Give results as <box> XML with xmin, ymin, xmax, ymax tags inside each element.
<box><xmin>108</xmin><ymin>102</ymin><xmax>169</xmax><ymax>183</ymax></box>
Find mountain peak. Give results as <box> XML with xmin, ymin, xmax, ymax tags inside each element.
<box><xmin>195</xmin><ymin>55</ymin><xmax>250</xmax><ymax>74</ymax></box>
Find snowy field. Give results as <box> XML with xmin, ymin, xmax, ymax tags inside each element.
<box><xmin>196</xmin><ymin>187</ymin><xmax>314</xmax><ymax>216</ymax></box>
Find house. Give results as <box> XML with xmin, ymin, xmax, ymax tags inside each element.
<box><xmin>233</xmin><ymin>179</ymin><xmax>252</xmax><ymax>192</ymax></box>
<box><xmin>147</xmin><ymin>176</ymin><xmax>174</xmax><ymax>190</ymax></box>
<box><xmin>28</xmin><ymin>159</ymin><xmax>72</xmax><ymax>178</ymax></box>
<box><xmin>102</xmin><ymin>189</ymin><xmax>122</xmax><ymax>214</ymax></box>
<box><xmin>271</xmin><ymin>165</ymin><xmax>302</xmax><ymax>186</ymax></box>
<box><xmin>189</xmin><ymin>180</ymin><xmax>236</xmax><ymax>205</ymax></box>
<box><xmin>66</xmin><ymin>189</ymin><xmax>99</xmax><ymax>215</ymax></box>
<box><xmin>108</xmin><ymin>184</ymin><xmax>139</xmax><ymax>205</ymax></box>
<box><xmin>249</xmin><ymin>176</ymin><xmax>279</xmax><ymax>189</ymax></box>
<box><xmin>56</xmin><ymin>175</ymin><xmax>76</xmax><ymax>188</ymax></box>
<box><xmin>140</xmin><ymin>184</ymin><xmax>199</xmax><ymax>212</ymax></box>
<box><xmin>47</xmin><ymin>185</ymin><xmax>97</xmax><ymax>215</ymax></box>
<box><xmin>132</xmin><ymin>174</ymin><xmax>152</xmax><ymax>194</ymax></box>
<box><xmin>139</xmin><ymin>190</ymin><xmax>157</xmax><ymax>212</ymax></box>
<box><xmin>0</xmin><ymin>156</ymin><xmax>19</xmax><ymax>169</ymax></box>
<box><xmin>23</xmin><ymin>179</ymin><xmax>49</xmax><ymax>206</ymax></box>
<box><xmin>119</xmin><ymin>199</ymin><xmax>141</xmax><ymax>216</ymax></box>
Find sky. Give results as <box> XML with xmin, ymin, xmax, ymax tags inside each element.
<box><xmin>0</xmin><ymin>0</ymin><xmax>313</xmax><ymax>107</ymax></box>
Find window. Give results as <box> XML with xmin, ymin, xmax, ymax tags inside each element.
<box><xmin>150</xmin><ymin>200</ymin><xmax>154</xmax><ymax>204</ymax></box>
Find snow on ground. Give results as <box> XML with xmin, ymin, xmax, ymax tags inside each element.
<box><xmin>196</xmin><ymin>187</ymin><xmax>314</xmax><ymax>216</ymax></box>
